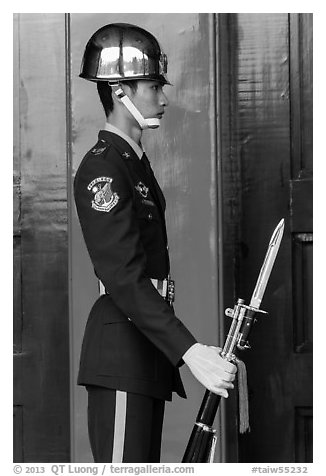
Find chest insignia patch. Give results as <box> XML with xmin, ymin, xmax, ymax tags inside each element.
<box><xmin>122</xmin><ymin>152</ymin><xmax>131</xmax><ymax>158</ymax></box>
<box><xmin>87</xmin><ymin>177</ymin><xmax>119</xmax><ymax>213</ymax></box>
<box><xmin>135</xmin><ymin>181</ymin><xmax>149</xmax><ymax>198</ymax></box>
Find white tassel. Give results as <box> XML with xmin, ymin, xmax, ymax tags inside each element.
<box><xmin>236</xmin><ymin>358</ymin><xmax>250</xmax><ymax>433</ymax></box>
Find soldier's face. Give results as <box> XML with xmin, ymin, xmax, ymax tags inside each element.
<box><xmin>127</xmin><ymin>80</ymin><xmax>169</xmax><ymax>121</ymax></box>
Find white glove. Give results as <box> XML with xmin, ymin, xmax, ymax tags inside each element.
<box><xmin>183</xmin><ymin>343</ymin><xmax>237</xmax><ymax>398</ymax></box>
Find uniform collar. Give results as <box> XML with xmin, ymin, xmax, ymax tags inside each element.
<box><xmin>104</xmin><ymin>123</ymin><xmax>144</xmax><ymax>160</ymax></box>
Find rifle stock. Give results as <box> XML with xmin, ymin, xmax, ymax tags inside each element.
<box><xmin>182</xmin><ymin>391</ymin><xmax>221</xmax><ymax>463</ymax></box>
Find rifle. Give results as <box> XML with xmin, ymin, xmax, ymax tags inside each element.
<box><xmin>182</xmin><ymin>219</ymin><xmax>285</xmax><ymax>463</ymax></box>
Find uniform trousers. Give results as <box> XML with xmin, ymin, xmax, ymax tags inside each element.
<box><xmin>86</xmin><ymin>385</ymin><xmax>166</xmax><ymax>463</ymax></box>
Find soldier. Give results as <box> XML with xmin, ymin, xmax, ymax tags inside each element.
<box><xmin>74</xmin><ymin>23</ymin><xmax>237</xmax><ymax>463</ymax></box>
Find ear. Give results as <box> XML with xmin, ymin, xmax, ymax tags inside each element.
<box><xmin>120</xmin><ymin>83</ymin><xmax>134</xmax><ymax>98</ymax></box>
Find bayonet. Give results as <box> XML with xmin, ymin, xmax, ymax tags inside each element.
<box><xmin>250</xmin><ymin>218</ymin><xmax>285</xmax><ymax>309</ymax></box>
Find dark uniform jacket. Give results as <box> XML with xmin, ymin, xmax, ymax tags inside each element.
<box><xmin>74</xmin><ymin>130</ymin><xmax>197</xmax><ymax>401</ymax></box>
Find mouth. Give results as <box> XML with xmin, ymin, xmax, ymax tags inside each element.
<box><xmin>157</xmin><ymin>112</ymin><xmax>164</xmax><ymax>118</ymax></box>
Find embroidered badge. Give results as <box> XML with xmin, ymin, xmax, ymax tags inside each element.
<box><xmin>87</xmin><ymin>177</ymin><xmax>119</xmax><ymax>213</ymax></box>
<box><xmin>135</xmin><ymin>181</ymin><xmax>149</xmax><ymax>198</ymax></box>
<box><xmin>122</xmin><ymin>152</ymin><xmax>131</xmax><ymax>158</ymax></box>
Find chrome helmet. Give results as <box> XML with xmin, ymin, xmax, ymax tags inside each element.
<box><xmin>80</xmin><ymin>23</ymin><xmax>170</xmax><ymax>85</ymax></box>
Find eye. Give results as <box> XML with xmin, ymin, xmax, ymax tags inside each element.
<box><xmin>152</xmin><ymin>84</ymin><xmax>161</xmax><ymax>91</ymax></box>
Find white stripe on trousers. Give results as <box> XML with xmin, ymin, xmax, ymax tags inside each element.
<box><xmin>112</xmin><ymin>390</ymin><xmax>127</xmax><ymax>462</ymax></box>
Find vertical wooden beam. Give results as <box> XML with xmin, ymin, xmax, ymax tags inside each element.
<box><xmin>13</xmin><ymin>12</ymin><xmax>24</xmax><ymax>462</ymax></box>
<box><xmin>217</xmin><ymin>13</ymin><xmax>242</xmax><ymax>462</ymax></box>
<box><xmin>65</xmin><ymin>12</ymin><xmax>76</xmax><ymax>464</ymax></box>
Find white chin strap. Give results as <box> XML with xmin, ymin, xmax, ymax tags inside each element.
<box><xmin>114</xmin><ymin>86</ymin><xmax>160</xmax><ymax>130</ymax></box>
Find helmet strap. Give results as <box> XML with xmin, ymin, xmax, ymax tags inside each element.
<box><xmin>113</xmin><ymin>86</ymin><xmax>160</xmax><ymax>130</ymax></box>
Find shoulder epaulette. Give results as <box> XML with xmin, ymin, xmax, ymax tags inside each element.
<box><xmin>90</xmin><ymin>140</ymin><xmax>110</xmax><ymax>156</ymax></box>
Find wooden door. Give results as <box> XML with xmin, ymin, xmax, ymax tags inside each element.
<box><xmin>220</xmin><ymin>13</ymin><xmax>313</xmax><ymax>462</ymax></box>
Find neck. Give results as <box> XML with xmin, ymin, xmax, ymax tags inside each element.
<box><xmin>107</xmin><ymin>111</ymin><xmax>142</xmax><ymax>145</ymax></box>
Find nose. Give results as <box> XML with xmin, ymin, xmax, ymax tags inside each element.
<box><xmin>160</xmin><ymin>90</ymin><xmax>169</xmax><ymax>107</ymax></box>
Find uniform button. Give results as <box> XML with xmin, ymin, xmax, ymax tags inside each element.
<box><xmin>148</xmin><ymin>213</ymin><xmax>153</xmax><ymax>220</ymax></box>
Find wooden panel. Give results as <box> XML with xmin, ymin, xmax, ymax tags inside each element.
<box><xmin>13</xmin><ymin>14</ymin><xmax>70</xmax><ymax>462</ymax></box>
<box><xmin>290</xmin><ymin>180</ymin><xmax>313</xmax><ymax>232</ymax></box>
<box><xmin>292</xmin><ymin>234</ymin><xmax>313</xmax><ymax>353</ymax></box>
<box><xmin>289</xmin><ymin>14</ymin><xmax>313</xmax><ymax>177</ymax></box>
<box><xmin>13</xmin><ymin>406</ymin><xmax>24</xmax><ymax>463</ymax></box>
<box><xmin>224</xmin><ymin>14</ymin><xmax>292</xmax><ymax>462</ymax></box>
<box><xmin>295</xmin><ymin>407</ymin><xmax>313</xmax><ymax>462</ymax></box>
<box><xmin>13</xmin><ymin>238</ymin><xmax>22</xmax><ymax>354</ymax></box>
<box><xmin>226</xmin><ymin>13</ymin><xmax>292</xmax><ymax>462</ymax></box>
